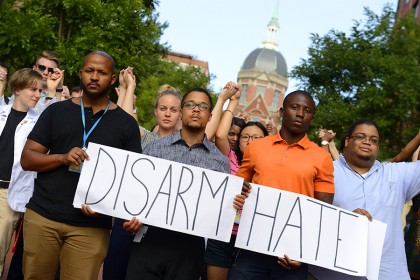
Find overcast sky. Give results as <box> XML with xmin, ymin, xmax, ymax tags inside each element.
<box><xmin>157</xmin><ymin>0</ymin><xmax>394</xmax><ymax>93</ymax></box>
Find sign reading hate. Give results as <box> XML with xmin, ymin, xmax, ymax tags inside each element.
<box><xmin>235</xmin><ymin>183</ymin><xmax>387</xmax><ymax>279</ymax></box>
<box><xmin>73</xmin><ymin>143</ymin><xmax>244</xmax><ymax>242</ymax></box>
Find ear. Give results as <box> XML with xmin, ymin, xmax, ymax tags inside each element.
<box><xmin>32</xmin><ymin>65</ymin><xmax>37</xmax><ymax>71</ymax></box>
<box><xmin>153</xmin><ymin>108</ymin><xmax>158</xmax><ymax>118</ymax></box>
<box><xmin>344</xmin><ymin>137</ymin><xmax>349</xmax><ymax>148</ymax></box>
<box><xmin>207</xmin><ymin>112</ymin><xmax>212</xmax><ymax>123</ymax></box>
<box><xmin>111</xmin><ymin>74</ymin><xmax>117</xmax><ymax>85</ymax></box>
<box><xmin>279</xmin><ymin>107</ymin><xmax>284</xmax><ymax>118</ymax></box>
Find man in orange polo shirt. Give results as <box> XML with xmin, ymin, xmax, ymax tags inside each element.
<box><xmin>230</xmin><ymin>90</ymin><xmax>334</xmax><ymax>280</ymax></box>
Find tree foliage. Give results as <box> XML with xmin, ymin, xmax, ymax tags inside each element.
<box><xmin>0</xmin><ymin>0</ymin><xmax>165</xmax><ymax>85</ymax></box>
<box><xmin>0</xmin><ymin>0</ymin><xmax>211</xmax><ymax>128</ymax></box>
<box><xmin>291</xmin><ymin>6</ymin><xmax>420</xmax><ymax>160</ymax></box>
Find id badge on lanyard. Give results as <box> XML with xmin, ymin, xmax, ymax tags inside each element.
<box><xmin>69</xmin><ymin>98</ymin><xmax>110</xmax><ymax>173</ymax></box>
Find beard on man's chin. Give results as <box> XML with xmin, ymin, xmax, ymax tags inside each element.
<box><xmin>357</xmin><ymin>154</ymin><xmax>374</xmax><ymax>161</ymax></box>
<box><xmin>183</xmin><ymin>122</ymin><xmax>204</xmax><ymax>132</ymax></box>
<box><xmin>81</xmin><ymin>84</ymin><xmax>110</xmax><ymax>99</ymax></box>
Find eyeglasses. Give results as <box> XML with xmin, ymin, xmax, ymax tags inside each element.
<box><xmin>240</xmin><ymin>134</ymin><xmax>263</xmax><ymax>142</ymax></box>
<box><xmin>182</xmin><ymin>101</ymin><xmax>211</xmax><ymax>112</ymax></box>
<box><xmin>37</xmin><ymin>64</ymin><xmax>55</xmax><ymax>74</ymax></box>
<box><xmin>349</xmin><ymin>134</ymin><xmax>380</xmax><ymax>145</ymax></box>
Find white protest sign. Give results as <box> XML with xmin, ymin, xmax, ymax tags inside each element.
<box><xmin>235</xmin><ymin>183</ymin><xmax>386</xmax><ymax>279</ymax></box>
<box><xmin>73</xmin><ymin>143</ymin><xmax>243</xmax><ymax>242</ymax></box>
<box><xmin>366</xmin><ymin>220</ymin><xmax>387</xmax><ymax>280</ymax></box>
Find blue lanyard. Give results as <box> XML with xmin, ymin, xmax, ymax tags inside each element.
<box><xmin>80</xmin><ymin>98</ymin><xmax>110</xmax><ymax>149</ymax></box>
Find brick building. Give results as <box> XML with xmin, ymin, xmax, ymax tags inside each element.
<box><xmin>166</xmin><ymin>51</ymin><xmax>209</xmax><ymax>75</ymax></box>
<box><xmin>397</xmin><ymin>0</ymin><xmax>420</xmax><ymax>18</ymax></box>
<box><xmin>235</xmin><ymin>2</ymin><xmax>288</xmax><ymax>129</ymax></box>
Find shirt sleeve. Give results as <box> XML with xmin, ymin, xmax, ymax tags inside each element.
<box><xmin>27</xmin><ymin>105</ymin><xmax>53</xmax><ymax>149</ymax></box>
<box><xmin>124</xmin><ymin>117</ymin><xmax>142</xmax><ymax>154</ymax></box>
<box><xmin>314</xmin><ymin>153</ymin><xmax>335</xmax><ymax>194</ymax></box>
<box><xmin>235</xmin><ymin>144</ymin><xmax>254</xmax><ymax>182</ymax></box>
<box><xmin>400</xmin><ymin>161</ymin><xmax>420</xmax><ymax>201</ymax></box>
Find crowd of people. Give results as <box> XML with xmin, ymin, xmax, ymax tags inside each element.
<box><xmin>0</xmin><ymin>50</ymin><xmax>419</xmax><ymax>280</ymax></box>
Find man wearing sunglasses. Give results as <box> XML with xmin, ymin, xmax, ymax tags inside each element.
<box><xmin>30</xmin><ymin>50</ymin><xmax>65</xmax><ymax>113</ymax></box>
<box><xmin>33</xmin><ymin>50</ymin><xmax>61</xmax><ymax>93</ymax></box>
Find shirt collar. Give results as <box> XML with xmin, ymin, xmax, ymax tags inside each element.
<box><xmin>272</xmin><ymin>132</ymin><xmax>311</xmax><ymax>150</ymax></box>
<box><xmin>169</xmin><ymin>130</ymin><xmax>211</xmax><ymax>151</ymax></box>
<box><xmin>339</xmin><ymin>154</ymin><xmax>381</xmax><ymax>176</ymax></box>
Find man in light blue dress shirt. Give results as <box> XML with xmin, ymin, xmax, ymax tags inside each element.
<box><xmin>311</xmin><ymin>119</ymin><xmax>420</xmax><ymax>280</ymax></box>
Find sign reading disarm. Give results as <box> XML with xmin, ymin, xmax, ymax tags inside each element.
<box><xmin>73</xmin><ymin>143</ymin><xmax>244</xmax><ymax>242</ymax></box>
<box><xmin>73</xmin><ymin>143</ymin><xmax>386</xmax><ymax>279</ymax></box>
<box><xmin>235</xmin><ymin>183</ymin><xmax>387</xmax><ymax>279</ymax></box>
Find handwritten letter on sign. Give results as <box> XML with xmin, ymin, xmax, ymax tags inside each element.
<box><xmin>235</xmin><ymin>183</ymin><xmax>387</xmax><ymax>279</ymax></box>
<box><xmin>73</xmin><ymin>143</ymin><xmax>243</xmax><ymax>242</ymax></box>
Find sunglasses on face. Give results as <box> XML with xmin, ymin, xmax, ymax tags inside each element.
<box><xmin>37</xmin><ymin>64</ymin><xmax>55</xmax><ymax>74</ymax></box>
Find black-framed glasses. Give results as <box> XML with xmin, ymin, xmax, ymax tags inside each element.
<box><xmin>240</xmin><ymin>134</ymin><xmax>263</xmax><ymax>142</ymax></box>
<box><xmin>349</xmin><ymin>134</ymin><xmax>380</xmax><ymax>145</ymax></box>
<box><xmin>182</xmin><ymin>101</ymin><xmax>211</xmax><ymax>112</ymax></box>
<box><xmin>37</xmin><ymin>64</ymin><xmax>54</xmax><ymax>74</ymax></box>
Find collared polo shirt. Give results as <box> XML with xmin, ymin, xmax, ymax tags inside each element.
<box><xmin>236</xmin><ymin>133</ymin><xmax>334</xmax><ymax>197</ymax></box>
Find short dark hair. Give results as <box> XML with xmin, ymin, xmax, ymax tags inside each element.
<box><xmin>70</xmin><ymin>86</ymin><xmax>81</xmax><ymax>93</ymax></box>
<box><xmin>282</xmin><ymin>90</ymin><xmax>315</xmax><ymax>111</ymax></box>
<box><xmin>340</xmin><ymin>118</ymin><xmax>381</xmax><ymax>151</ymax></box>
<box><xmin>182</xmin><ymin>87</ymin><xmax>213</xmax><ymax>112</ymax></box>
<box><xmin>232</xmin><ymin>117</ymin><xmax>246</xmax><ymax>129</ymax></box>
<box><xmin>84</xmin><ymin>51</ymin><xmax>115</xmax><ymax>74</ymax></box>
<box><xmin>0</xmin><ymin>60</ymin><xmax>8</xmax><ymax>69</ymax></box>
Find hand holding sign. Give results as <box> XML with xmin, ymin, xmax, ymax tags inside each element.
<box><xmin>73</xmin><ymin>143</ymin><xmax>243</xmax><ymax>242</ymax></box>
<box><xmin>123</xmin><ymin>217</ymin><xmax>143</xmax><ymax>234</ymax></box>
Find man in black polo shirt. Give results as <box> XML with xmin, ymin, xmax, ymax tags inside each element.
<box><xmin>20</xmin><ymin>51</ymin><xmax>141</xmax><ymax>280</ymax></box>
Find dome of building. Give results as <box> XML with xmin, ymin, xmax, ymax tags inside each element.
<box><xmin>241</xmin><ymin>48</ymin><xmax>288</xmax><ymax>77</ymax></box>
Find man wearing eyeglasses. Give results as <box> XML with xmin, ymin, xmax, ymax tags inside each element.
<box><xmin>311</xmin><ymin>119</ymin><xmax>420</xmax><ymax>280</ymax></box>
<box><xmin>125</xmin><ymin>88</ymin><xmax>245</xmax><ymax>280</ymax></box>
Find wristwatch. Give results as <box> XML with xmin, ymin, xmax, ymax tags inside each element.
<box><xmin>321</xmin><ymin>140</ymin><xmax>329</xmax><ymax>146</ymax></box>
<box><xmin>56</xmin><ymin>88</ymin><xmax>63</xmax><ymax>92</ymax></box>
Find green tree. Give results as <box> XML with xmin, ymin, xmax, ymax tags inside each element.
<box><xmin>0</xmin><ymin>0</ymin><xmax>213</xmax><ymax>127</ymax></box>
<box><xmin>0</xmin><ymin>0</ymin><xmax>165</xmax><ymax>87</ymax></box>
<box><xmin>291</xmin><ymin>6</ymin><xmax>420</xmax><ymax>160</ymax></box>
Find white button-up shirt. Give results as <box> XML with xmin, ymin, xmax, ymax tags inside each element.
<box><xmin>0</xmin><ymin>105</ymin><xmax>40</xmax><ymax>212</ymax></box>
<box><xmin>332</xmin><ymin>154</ymin><xmax>420</xmax><ymax>280</ymax></box>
